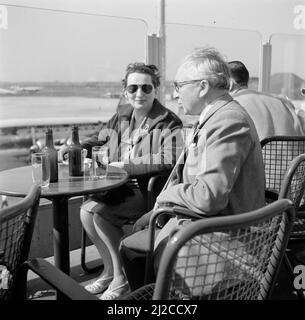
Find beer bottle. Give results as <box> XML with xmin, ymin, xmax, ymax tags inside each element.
<box><xmin>68</xmin><ymin>125</ymin><xmax>83</xmax><ymax>176</ymax></box>
<box><xmin>42</xmin><ymin>127</ymin><xmax>58</xmax><ymax>182</ymax></box>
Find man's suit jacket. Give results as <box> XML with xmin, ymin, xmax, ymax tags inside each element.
<box><xmin>157</xmin><ymin>93</ymin><xmax>266</xmax><ymax>217</ymax></box>
<box><xmin>232</xmin><ymin>89</ymin><xmax>305</xmax><ymax>141</ymax></box>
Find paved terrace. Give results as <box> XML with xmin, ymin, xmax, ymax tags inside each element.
<box><xmin>26</xmin><ymin>244</ymin><xmax>300</xmax><ymax>300</ymax></box>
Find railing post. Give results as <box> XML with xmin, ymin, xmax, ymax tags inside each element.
<box><xmin>147</xmin><ymin>34</ymin><xmax>163</xmax><ymax>103</ymax></box>
<box><xmin>146</xmin><ymin>0</ymin><xmax>166</xmax><ymax>104</ymax></box>
<box><xmin>259</xmin><ymin>42</ymin><xmax>272</xmax><ymax>93</ymax></box>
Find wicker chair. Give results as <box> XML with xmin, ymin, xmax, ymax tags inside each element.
<box><xmin>261</xmin><ymin>136</ymin><xmax>305</xmax><ymax>239</ymax></box>
<box><xmin>261</xmin><ymin>137</ymin><xmax>305</xmax><ymax>300</ymax></box>
<box><xmin>261</xmin><ymin>136</ymin><xmax>305</xmax><ymax>201</ymax></box>
<box><xmin>274</xmin><ymin>153</ymin><xmax>305</xmax><ymax>300</ymax></box>
<box><xmin>141</xmin><ymin>146</ymin><xmax>305</xmax><ymax>282</ymax></box>
<box><xmin>21</xmin><ymin>199</ymin><xmax>294</xmax><ymax>300</ymax></box>
<box><xmin>0</xmin><ymin>184</ymin><xmax>41</xmax><ymax>300</ymax></box>
<box><xmin>125</xmin><ymin>199</ymin><xmax>295</xmax><ymax>300</ymax></box>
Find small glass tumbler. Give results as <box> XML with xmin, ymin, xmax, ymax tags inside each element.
<box><xmin>81</xmin><ymin>148</ymin><xmax>88</xmax><ymax>173</ymax></box>
<box><xmin>31</xmin><ymin>153</ymin><xmax>50</xmax><ymax>188</ymax></box>
<box><xmin>92</xmin><ymin>146</ymin><xmax>109</xmax><ymax>178</ymax></box>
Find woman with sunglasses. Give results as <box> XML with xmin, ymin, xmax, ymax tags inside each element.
<box><xmin>80</xmin><ymin>62</ymin><xmax>183</xmax><ymax>299</ymax></box>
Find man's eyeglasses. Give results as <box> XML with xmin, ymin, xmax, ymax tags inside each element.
<box><xmin>126</xmin><ymin>84</ymin><xmax>153</xmax><ymax>94</ymax></box>
<box><xmin>173</xmin><ymin>79</ymin><xmax>205</xmax><ymax>92</ymax></box>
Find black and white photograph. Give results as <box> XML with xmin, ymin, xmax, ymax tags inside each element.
<box><xmin>0</xmin><ymin>0</ymin><xmax>305</xmax><ymax>307</ymax></box>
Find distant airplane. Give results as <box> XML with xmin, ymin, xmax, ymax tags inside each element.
<box><xmin>0</xmin><ymin>87</ymin><xmax>16</xmax><ymax>94</ymax></box>
<box><xmin>104</xmin><ymin>92</ymin><xmax>121</xmax><ymax>98</ymax></box>
<box><xmin>0</xmin><ymin>86</ymin><xmax>42</xmax><ymax>94</ymax></box>
<box><xmin>10</xmin><ymin>86</ymin><xmax>41</xmax><ymax>93</ymax></box>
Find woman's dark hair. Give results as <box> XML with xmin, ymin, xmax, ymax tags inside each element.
<box><xmin>122</xmin><ymin>62</ymin><xmax>160</xmax><ymax>88</ymax></box>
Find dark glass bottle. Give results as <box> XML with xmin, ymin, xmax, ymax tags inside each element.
<box><xmin>42</xmin><ymin>128</ymin><xmax>58</xmax><ymax>182</ymax></box>
<box><xmin>68</xmin><ymin>126</ymin><xmax>83</xmax><ymax>176</ymax></box>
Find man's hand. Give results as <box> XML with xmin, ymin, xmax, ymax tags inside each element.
<box><xmin>132</xmin><ymin>210</ymin><xmax>153</xmax><ymax>233</ymax></box>
<box><xmin>155</xmin><ymin>202</ymin><xmax>174</xmax><ymax>228</ymax></box>
<box><xmin>58</xmin><ymin>144</ymin><xmax>69</xmax><ymax>162</ymax></box>
<box><xmin>109</xmin><ymin>161</ymin><xmax>124</xmax><ymax>169</ymax></box>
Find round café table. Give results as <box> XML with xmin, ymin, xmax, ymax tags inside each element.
<box><xmin>0</xmin><ymin>163</ymin><xmax>128</xmax><ymax>275</ymax></box>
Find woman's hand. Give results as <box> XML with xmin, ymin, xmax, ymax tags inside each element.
<box><xmin>58</xmin><ymin>144</ymin><xmax>69</xmax><ymax>162</ymax></box>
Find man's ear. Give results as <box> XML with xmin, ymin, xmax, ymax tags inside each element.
<box><xmin>199</xmin><ymin>80</ymin><xmax>209</xmax><ymax>97</ymax></box>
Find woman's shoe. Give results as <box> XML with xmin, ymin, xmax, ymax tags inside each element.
<box><xmin>84</xmin><ymin>276</ymin><xmax>113</xmax><ymax>295</ymax></box>
<box><xmin>99</xmin><ymin>281</ymin><xmax>130</xmax><ymax>300</ymax></box>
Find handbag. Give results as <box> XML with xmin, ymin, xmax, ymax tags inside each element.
<box><xmin>90</xmin><ymin>183</ymin><xmax>135</xmax><ymax>206</ymax></box>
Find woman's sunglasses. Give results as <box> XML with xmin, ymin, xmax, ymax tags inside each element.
<box><xmin>126</xmin><ymin>84</ymin><xmax>153</xmax><ymax>94</ymax></box>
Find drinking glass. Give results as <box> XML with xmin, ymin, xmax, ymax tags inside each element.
<box><xmin>92</xmin><ymin>146</ymin><xmax>109</xmax><ymax>178</ymax></box>
<box><xmin>81</xmin><ymin>148</ymin><xmax>88</xmax><ymax>173</ymax></box>
<box><xmin>31</xmin><ymin>153</ymin><xmax>50</xmax><ymax>187</ymax></box>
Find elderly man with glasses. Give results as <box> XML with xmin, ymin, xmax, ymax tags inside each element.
<box><xmin>119</xmin><ymin>47</ymin><xmax>266</xmax><ymax>291</ymax></box>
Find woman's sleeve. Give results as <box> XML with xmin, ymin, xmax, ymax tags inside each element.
<box><xmin>123</xmin><ymin>120</ymin><xmax>184</xmax><ymax>177</ymax></box>
<box><xmin>81</xmin><ymin>113</ymin><xmax>117</xmax><ymax>158</ymax></box>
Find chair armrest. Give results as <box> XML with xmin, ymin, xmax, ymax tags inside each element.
<box><xmin>24</xmin><ymin>258</ymin><xmax>98</xmax><ymax>300</ymax></box>
<box><xmin>148</xmin><ymin>206</ymin><xmax>176</xmax><ymax>243</ymax></box>
<box><xmin>144</xmin><ymin>206</ymin><xmax>176</xmax><ymax>283</ymax></box>
<box><xmin>147</xmin><ymin>173</ymin><xmax>169</xmax><ymax>192</ymax></box>
<box><xmin>144</xmin><ymin>205</ymin><xmax>203</xmax><ymax>284</ymax></box>
<box><xmin>147</xmin><ymin>205</ymin><xmax>202</xmax><ymax>268</ymax></box>
<box><xmin>172</xmin><ymin>206</ymin><xmax>203</xmax><ymax>220</ymax></box>
<box><xmin>146</xmin><ymin>174</ymin><xmax>169</xmax><ymax>211</ymax></box>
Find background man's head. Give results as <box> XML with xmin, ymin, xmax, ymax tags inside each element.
<box><xmin>174</xmin><ymin>47</ymin><xmax>230</xmax><ymax>115</ymax></box>
<box><xmin>227</xmin><ymin>61</ymin><xmax>249</xmax><ymax>92</ymax></box>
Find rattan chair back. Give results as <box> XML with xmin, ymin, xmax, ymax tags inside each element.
<box><xmin>152</xmin><ymin>199</ymin><xmax>294</xmax><ymax>300</ymax></box>
<box><xmin>278</xmin><ymin>153</ymin><xmax>305</xmax><ymax>238</ymax></box>
<box><xmin>0</xmin><ymin>184</ymin><xmax>41</xmax><ymax>300</ymax></box>
<box><xmin>261</xmin><ymin>136</ymin><xmax>305</xmax><ymax>239</ymax></box>
<box><xmin>261</xmin><ymin>136</ymin><xmax>305</xmax><ymax>195</ymax></box>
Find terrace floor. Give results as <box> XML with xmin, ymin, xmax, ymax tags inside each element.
<box><xmin>27</xmin><ymin>245</ymin><xmax>103</xmax><ymax>300</ymax></box>
<box><xmin>26</xmin><ymin>244</ymin><xmax>302</xmax><ymax>301</ymax></box>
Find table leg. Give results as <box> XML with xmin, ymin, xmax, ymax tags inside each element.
<box><xmin>52</xmin><ymin>197</ymin><xmax>70</xmax><ymax>275</ymax></box>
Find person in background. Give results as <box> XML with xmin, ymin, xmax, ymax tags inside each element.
<box><xmin>228</xmin><ymin>60</ymin><xmax>305</xmax><ymax>141</ymax></box>
<box><xmin>76</xmin><ymin>63</ymin><xmax>183</xmax><ymax>300</ymax></box>
<box><xmin>119</xmin><ymin>47</ymin><xmax>266</xmax><ymax>291</ymax></box>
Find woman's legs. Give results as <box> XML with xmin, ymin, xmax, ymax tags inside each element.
<box><xmin>81</xmin><ymin>190</ymin><xmax>146</xmax><ymax>298</ymax></box>
<box><xmin>93</xmin><ymin>214</ymin><xmax>126</xmax><ymax>289</ymax></box>
<box><xmin>80</xmin><ymin>202</ymin><xmax>113</xmax><ymax>279</ymax></box>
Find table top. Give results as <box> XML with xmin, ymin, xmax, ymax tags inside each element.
<box><xmin>0</xmin><ymin>164</ymin><xmax>128</xmax><ymax>198</ymax></box>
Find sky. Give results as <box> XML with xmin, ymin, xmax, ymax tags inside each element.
<box><xmin>0</xmin><ymin>0</ymin><xmax>305</xmax><ymax>82</ymax></box>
